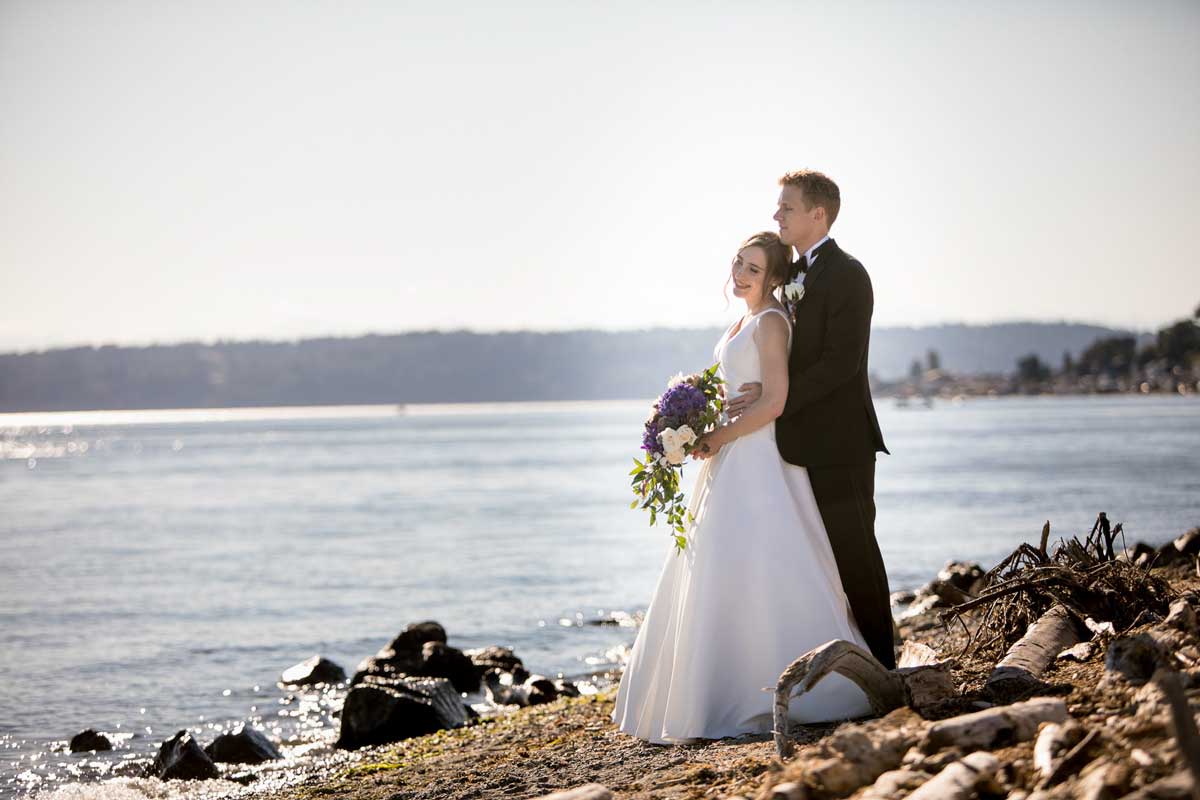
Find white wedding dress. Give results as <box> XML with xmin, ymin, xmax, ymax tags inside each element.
<box><xmin>611</xmin><ymin>306</ymin><xmax>876</xmax><ymax>744</ymax></box>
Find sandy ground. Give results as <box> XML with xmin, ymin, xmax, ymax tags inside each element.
<box><xmin>278</xmin><ymin>690</ymin><xmax>783</xmax><ymax>800</ymax></box>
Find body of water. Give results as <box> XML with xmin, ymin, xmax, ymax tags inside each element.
<box><xmin>2</xmin><ymin>395</ymin><xmax>1198</xmax><ymax>797</ymax></box>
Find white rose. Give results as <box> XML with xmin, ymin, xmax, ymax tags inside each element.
<box><xmin>658</xmin><ymin>427</ymin><xmax>680</xmax><ymax>451</ymax></box>
<box><xmin>666</xmin><ymin>372</ymin><xmax>687</xmax><ymax>389</ymax></box>
<box><xmin>675</xmin><ymin>425</ymin><xmax>697</xmax><ymax>447</ymax></box>
<box><xmin>664</xmin><ymin>446</ymin><xmax>686</xmax><ymax>466</ymax></box>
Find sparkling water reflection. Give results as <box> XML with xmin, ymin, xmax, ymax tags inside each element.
<box><xmin>1</xmin><ymin>396</ymin><xmax>1197</xmax><ymax>797</ymax></box>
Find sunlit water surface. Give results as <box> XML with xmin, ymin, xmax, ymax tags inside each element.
<box><xmin>2</xmin><ymin>396</ymin><xmax>1198</xmax><ymax>798</ymax></box>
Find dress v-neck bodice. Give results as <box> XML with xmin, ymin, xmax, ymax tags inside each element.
<box><xmin>714</xmin><ymin>307</ymin><xmax>792</xmax><ymax>407</ymax></box>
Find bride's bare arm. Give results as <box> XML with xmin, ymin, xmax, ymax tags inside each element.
<box><xmin>694</xmin><ymin>313</ymin><xmax>789</xmax><ymax>457</ymax></box>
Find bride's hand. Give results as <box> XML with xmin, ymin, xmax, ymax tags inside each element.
<box><xmin>691</xmin><ymin>430</ymin><xmax>725</xmax><ymax>460</ymax></box>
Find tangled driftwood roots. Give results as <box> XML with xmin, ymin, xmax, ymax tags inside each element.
<box><xmin>945</xmin><ymin>513</ymin><xmax>1177</xmax><ymax>664</ymax></box>
<box><xmin>749</xmin><ymin>515</ymin><xmax>1200</xmax><ymax>800</ymax></box>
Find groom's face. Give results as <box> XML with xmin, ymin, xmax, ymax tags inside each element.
<box><xmin>774</xmin><ymin>185</ymin><xmax>823</xmax><ymax>250</ymax></box>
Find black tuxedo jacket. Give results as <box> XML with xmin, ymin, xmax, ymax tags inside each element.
<box><xmin>775</xmin><ymin>238</ymin><xmax>889</xmax><ymax>466</ymax></box>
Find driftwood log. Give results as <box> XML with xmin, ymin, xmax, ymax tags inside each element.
<box><xmin>1032</xmin><ymin>720</ymin><xmax>1086</xmax><ymax>779</ymax></box>
<box><xmin>1038</xmin><ymin>728</ymin><xmax>1100</xmax><ymax>788</ymax></box>
<box><xmin>772</xmin><ymin>640</ymin><xmax>955</xmax><ymax>758</ymax></box>
<box><xmin>905</xmin><ymin>751</ymin><xmax>1001</xmax><ymax>800</ymax></box>
<box><xmin>919</xmin><ymin>697</ymin><xmax>1068</xmax><ymax>753</ymax></box>
<box><xmin>986</xmin><ymin>604</ymin><xmax>1081</xmax><ymax>698</ymax></box>
<box><xmin>860</xmin><ymin>768</ymin><xmax>931</xmax><ymax>799</ymax></box>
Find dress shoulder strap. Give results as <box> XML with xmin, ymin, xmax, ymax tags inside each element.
<box><xmin>755</xmin><ymin>306</ymin><xmax>793</xmax><ymax>350</ymax></box>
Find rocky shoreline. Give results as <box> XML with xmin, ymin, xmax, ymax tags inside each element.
<box><xmin>54</xmin><ymin>620</ymin><xmax>599</xmax><ymax>789</ymax></box>
<box><xmin>52</xmin><ymin>518</ymin><xmax>1200</xmax><ymax>800</ymax></box>
<box><xmin>263</xmin><ymin>519</ymin><xmax>1200</xmax><ymax>800</ymax></box>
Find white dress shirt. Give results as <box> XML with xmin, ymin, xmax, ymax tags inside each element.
<box><xmin>800</xmin><ymin>234</ymin><xmax>830</xmax><ymax>270</ymax></box>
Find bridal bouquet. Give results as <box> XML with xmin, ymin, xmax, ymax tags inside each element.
<box><xmin>629</xmin><ymin>364</ymin><xmax>724</xmax><ymax>552</ymax></box>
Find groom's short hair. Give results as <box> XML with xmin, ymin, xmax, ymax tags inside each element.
<box><xmin>779</xmin><ymin>170</ymin><xmax>841</xmax><ymax>226</ymax></box>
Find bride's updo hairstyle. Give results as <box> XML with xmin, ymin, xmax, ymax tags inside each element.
<box><xmin>729</xmin><ymin>231</ymin><xmax>792</xmax><ymax>303</ymax></box>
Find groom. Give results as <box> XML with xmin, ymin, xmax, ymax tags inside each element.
<box><xmin>728</xmin><ymin>169</ymin><xmax>895</xmax><ymax>669</ymax></box>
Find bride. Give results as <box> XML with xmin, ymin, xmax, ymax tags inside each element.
<box><xmin>611</xmin><ymin>231</ymin><xmax>876</xmax><ymax>744</ymax></box>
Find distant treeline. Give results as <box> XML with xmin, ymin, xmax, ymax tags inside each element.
<box><xmin>0</xmin><ymin>322</ymin><xmax>1137</xmax><ymax>412</ymax></box>
<box><xmin>1014</xmin><ymin>305</ymin><xmax>1200</xmax><ymax>386</ymax></box>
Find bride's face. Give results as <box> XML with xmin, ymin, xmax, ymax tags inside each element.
<box><xmin>730</xmin><ymin>246</ymin><xmax>769</xmax><ymax>303</ymax></box>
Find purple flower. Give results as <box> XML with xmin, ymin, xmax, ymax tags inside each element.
<box><xmin>641</xmin><ymin>418</ymin><xmax>663</xmax><ymax>454</ymax></box>
<box><xmin>657</xmin><ymin>383</ymin><xmax>706</xmax><ymax>420</ymax></box>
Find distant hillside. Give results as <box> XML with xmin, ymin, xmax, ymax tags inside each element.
<box><xmin>871</xmin><ymin>322</ymin><xmax>1139</xmax><ymax>377</ymax></box>
<box><xmin>0</xmin><ymin>323</ymin><xmax>1138</xmax><ymax>412</ymax></box>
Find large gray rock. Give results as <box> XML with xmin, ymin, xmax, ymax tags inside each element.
<box><xmin>465</xmin><ymin>645</ymin><xmax>529</xmax><ymax>683</ymax></box>
<box><xmin>336</xmin><ymin>675</ymin><xmax>470</xmax><ymax>750</ymax></box>
<box><xmin>1166</xmin><ymin>599</ymin><xmax>1198</xmax><ymax>633</ymax></box>
<box><xmin>203</xmin><ymin>724</ymin><xmax>282</xmax><ymax>764</ymax></box>
<box><xmin>482</xmin><ymin>670</ymin><xmax>568</xmax><ymax>707</ymax></box>
<box><xmin>1118</xmin><ymin>541</ymin><xmax>1158</xmax><ymax>568</ymax></box>
<box><xmin>1106</xmin><ymin>633</ymin><xmax>1167</xmax><ymax>686</ymax></box>
<box><xmin>936</xmin><ymin>561</ymin><xmax>986</xmax><ymax>595</ymax></box>
<box><xmin>352</xmin><ymin>622</ymin><xmax>488</xmax><ymax>693</ymax></box>
<box><xmin>527</xmin><ymin>675</ymin><xmax>559</xmax><ymax>706</ymax></box>
<box><xmin>350</xmin><ymin>621</ymin><xmax>448</xmax><ymax>685</ymax></box>
<box><xmin>151</xmin><ymin>730</ymin><xmax>219</xmax><ymax>781</ymax></box>
<box><xmin>419</xmin><ymin>641</ymin><xmax>481</xmax><ymax>693</ymax></box>
<box><xmin>69</xmin><ymin>729</ymin><xmax>112</xmax><ymax>752</ymax></box>
<box><xmin>280</xmin><ymin>655</ymin><xmax>346</xmax><ymax>687</ymax></box>
<box><xmin>387</xmin><ymin>620</ymin><xmax>448</xmax><ymax>652</ymax></box>
<box><xmin>1174</xmin><ymin>528</ymin><xmax>1200</xmax><ymax>556</ymax></box>
<box><xmin>483</xmin><ymin>667</ymin><xmax>523</xmax><ymax>705</ymax></box>
<box><xmin>1157</xmin><ymin>528</ymin><xmax>1200</xmax><ymax>566</ymax></box>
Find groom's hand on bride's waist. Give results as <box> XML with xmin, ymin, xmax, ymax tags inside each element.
<box><xmin>725</xmin><ymin>383</ymin><xmax>763</xmax><ymax>419</ymax></box>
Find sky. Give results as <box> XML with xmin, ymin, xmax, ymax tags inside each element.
<box><xmin>1</xmin><ymin>0</ymin><xmax>1198</xmax><ymax>353</ymax></box>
